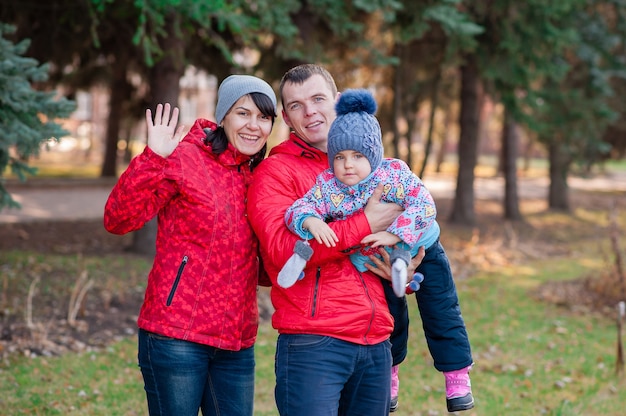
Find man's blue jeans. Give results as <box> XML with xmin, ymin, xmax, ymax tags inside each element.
<box><xmin>275</xmin><ymin>334</ymin><xmax>392</xmax><ymax>415</ymax></box>
<box><xmin>138</xmin><ymin>329</ymin><xmax>255</xmax><ymax>416</ymax></box>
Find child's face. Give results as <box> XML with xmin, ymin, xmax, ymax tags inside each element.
<box><xmin>332</xmin><ymin>150</ymin><xmax>372</xmax><ymax>186</ymax></box>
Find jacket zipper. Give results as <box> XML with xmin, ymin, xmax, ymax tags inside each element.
<box><xmin>166</xmin><ymin>255</ymin><xmax>188</xmax><ymax>306</ymax></box>
<box><xmin>359</xmin><ymin>271</ymin><xmax>375</xmax><ymax>344</ymax></box>
<box><xmin>311</xmin><ymin>266</ymin><xmax>321</xmax><ymax>316</ymax></box>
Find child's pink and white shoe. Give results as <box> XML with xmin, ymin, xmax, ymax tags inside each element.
<box><xmin>444</xmin><ymin>365</ymin><xmax>474</xmax><ymax>412</ymax></box>
<box><xmin>390</xmin><ymin>365</ymin><xmax>400</xmax><ymax>412</ymax></box>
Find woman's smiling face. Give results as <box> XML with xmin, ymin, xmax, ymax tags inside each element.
<box><xmin>222</xmin><ymin>95</ymin><xmax>273</xmax><ymax>155</ymax></box>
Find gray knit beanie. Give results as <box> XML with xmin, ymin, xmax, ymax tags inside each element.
<box><xmin>215</xmin><ymin>75</ymin><xmax>277</xmax><ymax>124</ymax></box>
<box><xmin>327</xmin><ymin>89</ymin><xmax>383</xmax><ymax>172</ymax></box>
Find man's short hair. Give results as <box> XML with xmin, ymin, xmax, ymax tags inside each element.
<box><xmin>279</xmin><ymin>64</ymin><xmax>338</xmax><ymax>105</ymax></box>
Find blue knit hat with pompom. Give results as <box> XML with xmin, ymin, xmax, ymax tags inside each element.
<box><xmin>327</xmin><ymin>89</ymin><xmax>383</xmax><ymax>172</ymax></box>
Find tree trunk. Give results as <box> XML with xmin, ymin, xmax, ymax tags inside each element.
<box><xmin>435</xmin><ymin>110</ymin><xmax>451</xmax><ymax>174</ymax></box>
<box><xmin>547</xmin><ymin>140</ymin><xmax>571</xmax><ymax>211</ymax></box>
<box><xmin>405</xmin><ymin>108</ymin><xmax>415</xmax><ymax>168</ymax></box>
<box><xmin>502</xmin><ymin>108</ymin><xmax>521</xmax><ymax>220</ymax></box>
<box><xmin>391</xmin><ymin>44</ymin><xmax>402</xmax><ymax>160</ymax></box>
<box><xmin>419</xmin><ymin>72</ymin><xmax>441</xmax><ymax>179</ymax></box>
<box><xmin>100</xmin><ymin>59</ymin><xmax>130</xmax><ymax>177</ymax></box>
<box><xmin>522</xmin><ymin>138</ymin><xmax>534</xmax><ymax>172</ymax></box>
<box><xmin>448</xmin><ymin>55</ymin><xmax>482</xmax><ymax>225</ymax></box>
<box><xmin>129</xmin><ymin>14</ymin><xmax>185</xmax><ymax>256</ymax></box>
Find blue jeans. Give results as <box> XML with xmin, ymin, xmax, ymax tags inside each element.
<box><xmin>138</xmin><ymin>329</ymin><xmax>255</xmax><ymax>416</ymax></box>
<box><xmin>275</xmin><ymin>334</ymin><xmax>392</xmax><ymax>416</ymax></box>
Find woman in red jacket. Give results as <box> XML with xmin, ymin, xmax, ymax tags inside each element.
<box><xmin>104</xmin><ymin>75</ymin><xmax>276</xmax><ymax>416</ymax></box>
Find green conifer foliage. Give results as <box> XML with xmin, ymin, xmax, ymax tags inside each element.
<box><xmin>0</xmin><ymin>24</ymin><xmax>75</xmax><ymax>210</ymax></box>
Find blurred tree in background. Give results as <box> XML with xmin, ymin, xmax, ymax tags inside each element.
<box><xmin>0</xmin><ymin>23</ymin><xmax>75</xmax><ymax>210</ymax></box>
<box><xmin>1</xmin><ymin>0</ymin><xmax>626</xmax><ymax>253</ymax></box>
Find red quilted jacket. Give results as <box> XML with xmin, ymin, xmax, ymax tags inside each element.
<box><xmin>247</xmin><ymin>133</ymin><xmax>393</xmax><ymax>345</ymax></box>
<box><xmin>104</xmin><ymin>119</ymin><xmax>260</xmax><ymax>350</ymax></box>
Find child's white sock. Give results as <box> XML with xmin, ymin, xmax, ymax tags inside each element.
<box><xmin>391</xmin><ymin>259</ymin><xmax>408</xmax><ymax>297</ymax></box>
<box><xmin>277</xmin><ymin>240</ymin><xmax>313</xmax><ymax>288</ymax></box>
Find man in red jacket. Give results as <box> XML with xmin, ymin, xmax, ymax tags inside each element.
<box><xmin>247</xmin><ymin>64</ymin><xmax>410</xmax><ymax>415</ymax></box>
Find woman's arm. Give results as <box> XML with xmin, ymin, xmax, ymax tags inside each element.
<box><xmin>103</xmin><ymin>103</ymin><xmax>184</xmax><ymax>235</ymax></box>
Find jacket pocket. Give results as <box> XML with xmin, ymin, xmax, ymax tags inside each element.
<box><xmin>166</xmin><ymin>255</ymin><xmax>188</xmax><ymax>306</ymax></box>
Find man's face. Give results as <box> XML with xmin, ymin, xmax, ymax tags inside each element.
<box><xmin>281</xmin><ymin>74</ymin><xmax>339</xmax><ymax>153</ymax></box>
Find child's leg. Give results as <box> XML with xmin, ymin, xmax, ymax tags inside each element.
<box><xmin>383</xmin><ymin>279</ymin><xmax>408</xmax><ymax>412</ymax></box>
<box><xmin>414</xmin><ymin>240</ymin><xmax>474</xmax><ymax>411</ymax></box>
<box><xmin>414</xmin><ymin>240</ymin><xmax>472</xmax><ymax>370</ymax></box>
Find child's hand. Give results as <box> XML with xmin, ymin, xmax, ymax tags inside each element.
<box><xmin>304</xmin><ymin>217</ymin><xmax>339</xmax><ymax>247</ymax></box>
<box><xmin>361</xmin><ymin>231</ymin><xmax>401</xmax><ymax>248</ymax></box>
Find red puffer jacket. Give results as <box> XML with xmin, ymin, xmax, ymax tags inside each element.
<box><xmin>247</xmin><ymin>133</ymin><xmax>393</xmax><ymax>345</ymax></box>
<box><xmin>104</xmin><ymin>119</ymin><xmax>260</xmax><ymax>351</ymax></box>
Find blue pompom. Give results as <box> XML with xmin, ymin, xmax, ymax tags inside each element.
<box><xmin>335</xmin><ymin>89</ymin><xmax>377</xmax><ymax>117</ymax></box>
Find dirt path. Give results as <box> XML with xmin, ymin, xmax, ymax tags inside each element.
<box><xmin>2</xmin><ymin>172</ymin><xmax>625</xmax><ymax>224</ymax></box>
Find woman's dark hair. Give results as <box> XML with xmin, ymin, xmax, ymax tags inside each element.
<box><xmin>204</xmin><ymin>92</ymin><xmax>277</xmax><ymax>169</ymax></box>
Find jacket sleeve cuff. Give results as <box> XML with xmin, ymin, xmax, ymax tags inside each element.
<box><xmin>141</xmin><ymin>146</ymin><xmax>169</xmax><ymax>167</ymax></box>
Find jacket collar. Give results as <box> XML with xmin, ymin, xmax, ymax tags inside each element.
<box><xmin>269</xmin><ymin>132</ymin><xmax>326</xmax><ymax>163</ymax></box>
<box><xmin>186</xmin><ymin>118</ymin><xmax>253</xmax><ymax>168</ymax></box>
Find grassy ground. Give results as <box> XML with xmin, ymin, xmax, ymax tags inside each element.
<box><xmin>1</xmin><ymin>247</ymin><xmax>624</xmax><ymax>415</ymax></box>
